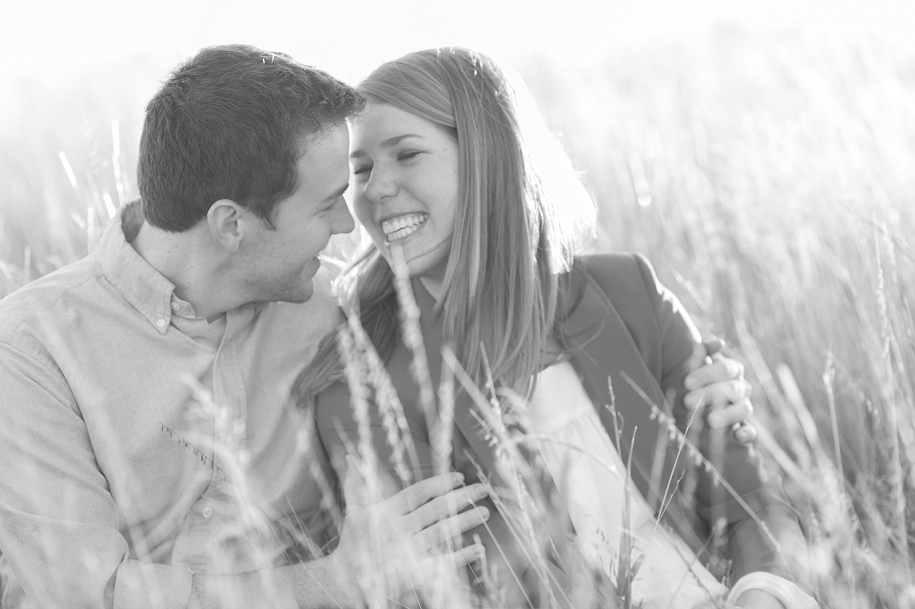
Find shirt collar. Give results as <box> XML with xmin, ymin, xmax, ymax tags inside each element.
<box><xmin>98</xmin><ymin>201</ymin><xmax>176</xmax><ymax>335</ymax></box>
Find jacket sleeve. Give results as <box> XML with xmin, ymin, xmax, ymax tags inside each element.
<box><xmin>628</xmin><ymin>253</ymin><xmax>811</xmax><ymax>587</ymax></box>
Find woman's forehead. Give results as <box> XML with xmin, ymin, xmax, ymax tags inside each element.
<box><xmin>350</xmin><ymin>103</ymin><xmax>445</xmax><ymax>148</ymax></box>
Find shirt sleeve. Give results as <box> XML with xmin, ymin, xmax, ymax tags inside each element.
<box><xmin>0</xmin><ymin>342</ymin><xmax>195</xmax><ymax>608</ymax></box>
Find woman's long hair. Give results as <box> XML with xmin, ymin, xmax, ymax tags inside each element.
<box><xmin>299</xmin><ymin>47</ymin><xmax>594</xmax><ymax>400</ymax></box>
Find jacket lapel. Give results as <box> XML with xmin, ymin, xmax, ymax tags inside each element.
<box><xmin>411</xmin><ymin>281</ymin><xmax>501</xmax><ymax>482</ymax></box>
<box><xmin>560</xmin><ymin>267</ymin><xmax>706</xmax><ymax>556</ymax></box>
<box><xmin>409</xmin><ymin>270</ymin><xmax>707</xmax><ymax>557</ymax></box>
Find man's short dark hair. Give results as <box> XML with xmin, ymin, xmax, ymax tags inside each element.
<box><xmin>137</xmin><ymin>44</ymin><xmax>364</xmax><ymax>232</ymax></box>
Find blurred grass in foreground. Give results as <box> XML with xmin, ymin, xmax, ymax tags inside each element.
<box><xmin>1</xmin><ymin>26</ymin><xmax>914</xmax><ymax>607</ymax></box>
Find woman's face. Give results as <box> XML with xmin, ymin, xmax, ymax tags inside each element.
<box><xmin>349</xmin><ymin>102</ymin><xmax>459</xmax><ymax>293</ymax></box>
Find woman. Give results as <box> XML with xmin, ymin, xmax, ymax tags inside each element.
<box><xmin>303</xmin><ymin>48</ymin><xmax>816</xmax><ymax>608</ymax></box>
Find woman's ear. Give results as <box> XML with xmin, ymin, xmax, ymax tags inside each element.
<box><xmin>207</xmin><ymin>199</ymin><xmax>244</xmax><ymax>253</ymax></box>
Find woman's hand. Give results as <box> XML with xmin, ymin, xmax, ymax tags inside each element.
<box><xmin>683</xmin><ymin>337</ymin><xmax>756</xmax><ymax>443</ymax></box>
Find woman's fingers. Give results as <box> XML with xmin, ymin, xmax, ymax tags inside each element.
<box><xmin>685</xmin><ymin>357</ymin><xmax>745</xmax><ymax>392</ymax></box>
<box><xmin>734</xmin><ymin>421</ymin><xmax>758</xmax><ymax>444</ymax></box>
<box><xmin>706</xmin><ymin>398</ymin><xmax>754</xmax><ymax>429</ymax></box>
<box><xmin>703</xmin><ymin>335</ymin><xmax>725</xmax><ymax>357</ymax></box>
<box><xmin>683</xmin><ymin>348</ymin><xmax>756</xmax><ymax>443</ymax></box>
<box><xmin>685</xmin><ymin>337</ymin><xmax>725</xmax><ymax>374</ymax></box>
<box><xmin>685</xmin><ymin>376</ymin><xmax>751</xmax><ymax>410</ymax></box>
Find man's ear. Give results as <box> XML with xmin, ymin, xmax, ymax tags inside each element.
<box><xmin>207</xmin><ymin>199</ymin><xmax>246</xmax><ymax>253</ymax></box>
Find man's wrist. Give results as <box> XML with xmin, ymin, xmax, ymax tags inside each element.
<box><xmin>293</xmin><ymin>553</ymin><xmax>364</xmax><ymax>609</ymax></box>
<box><xmin>188</xmin><ymin>567</ymin><xmax>298</xmax><ymax>609</ymax></box>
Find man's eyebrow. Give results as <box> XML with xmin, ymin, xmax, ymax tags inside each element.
<box><xmin>350</xmin><ymin>134</ymin><xmax>420</xmax><ymax>159</ymax></box>
<box><xmin>323</xmin><ymin>182</ymin><xmax>349</xmax><ymax>203</ymax></box>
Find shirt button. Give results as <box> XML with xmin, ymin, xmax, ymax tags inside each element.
<box><xmin>202</xmin><ymin>506</ymin><xmax>213</xmax><ymax>518</ymax></box>
<box><xmin>156</xmin><ymin>318</ymin><xmax>166</xmax><ymax>328</ymax></box>
<box><xmin>171</xmin><ymin>302</ymin><xmax>180</xmax><ymax>311</ymax></box>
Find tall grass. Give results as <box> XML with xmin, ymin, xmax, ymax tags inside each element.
<box><xmin>518</xmin><ymin>26</ymin><xmax>915</xmax><ymax>607</ymax></box>
<box><xmin>2</xmin><ymin>26</ymin><xmax>914</xmax><ymax>607</ymax></box>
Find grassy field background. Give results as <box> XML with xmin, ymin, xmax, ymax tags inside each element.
<box><xmin>520</xmin><ymin>27</ymin><xmax>915</xmax><ymax>607</ymax></box>
<box><xmin>1</xmin><ymin>26</ymin><xmax>914</xmax><ymax>607</ymax></box>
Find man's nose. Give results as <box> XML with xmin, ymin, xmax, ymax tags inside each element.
<box><xmin>332</xmin><ymin>200</ymin><xmax>356</xmax><ymax>235</ymax></box>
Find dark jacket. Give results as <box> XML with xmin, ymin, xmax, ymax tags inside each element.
<box><xmin>315</xmin><ymin>253</ymin><xmax>807</xmax><ymax>585</ymax></box>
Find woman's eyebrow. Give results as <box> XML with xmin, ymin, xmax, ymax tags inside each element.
<box><xmin>350</xmin><ymin>134</ymin><xmax>420</xmax><ymax>159</ymax></box>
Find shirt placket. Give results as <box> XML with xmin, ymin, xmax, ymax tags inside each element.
<box><xmin>184</xmin><ymin>308</ymin><xmax>252</xmax><ymax>571</ymax></box>
<box><xmin>211</xmin><ymin>308</ymin><xmax>249</xmax><ymax>475</ymax></box>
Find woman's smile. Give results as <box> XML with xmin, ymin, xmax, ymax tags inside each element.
<box><xmin>382</xmin><ymin>212</ymin><xmax>428</xmax><ymax>243</ymax></box>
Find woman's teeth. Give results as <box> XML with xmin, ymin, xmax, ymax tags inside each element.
<box><xmin>382</xmin><ymin>213</ymin><xmax>427</xmax><ymax>243</ymax></box>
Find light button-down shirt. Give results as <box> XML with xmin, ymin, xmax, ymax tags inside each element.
<box><xmin>0</xmin><ymin>203</ymin><xmax>340</xmax><ymax>608</ymax></box>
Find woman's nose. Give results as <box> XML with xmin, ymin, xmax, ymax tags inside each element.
<box><xmin>364</xmin><ymin>168</ymin><xmax>398</xmax><ymax>203</ymax></box>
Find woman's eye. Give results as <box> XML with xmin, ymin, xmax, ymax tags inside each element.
<box><xmin>397</xmin><ymin>151</ymin><xmax>420</xmax><ymax>162</ymax></box>
<box><xmin>352</xmin><ymin>165</ymin><xmax>371</xmax><ymax>177</ymax></box>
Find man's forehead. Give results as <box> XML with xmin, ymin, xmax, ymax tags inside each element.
<box><xmin>298</xmin><ymin>126</ymin><xmax>349</xmax><ymax>163</ymax></box>
<box><xmin>294</xmin><ymin>127</ymin><xmax>350</xmax><ymax>197</ymax></box>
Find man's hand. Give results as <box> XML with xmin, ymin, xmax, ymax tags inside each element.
<box><xmin>327</xmin><ymin>458</ymin><xmax>490</xmax><ymax>605</ymax></box>
<box><xmin>683</xmin><ymin>337</ymin><xmax>757</xmax><ymax>443</ymax></box>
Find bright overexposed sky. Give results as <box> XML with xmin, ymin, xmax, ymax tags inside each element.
<box><xmin>2</xmin><ymin>0</ymin><xmax>914</xmax><ymax>86</ymax></box>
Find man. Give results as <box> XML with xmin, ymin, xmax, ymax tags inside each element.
<box><xmin>0</xmin><ymin>45</ymin><xmax>489</xmax><ymax>608</ymax></box>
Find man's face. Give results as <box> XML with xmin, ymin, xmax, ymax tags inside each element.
<box><xmin>239</xmin><ymin>124</ymin><xmax>355</xmax><ymax>303</ymax></box>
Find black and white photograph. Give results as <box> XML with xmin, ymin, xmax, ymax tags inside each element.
<box><xmin>1</xmin><ymin>1</ymin><xmax>913</xmax><ymax>607</ymax></box>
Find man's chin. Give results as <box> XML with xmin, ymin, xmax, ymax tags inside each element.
<box><xmin>282</xmin><ymin>282</ymin><xmax>315</xmax><ymax>304</ymax></box>
<box><xmin>260</xmin><ymin>279</ymin><xmax>314</xmax><ymax>305</ymax></box>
